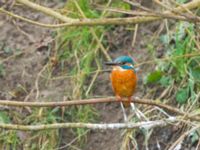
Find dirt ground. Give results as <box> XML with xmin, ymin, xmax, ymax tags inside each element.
<box><xmin>0</xmin><ymin>1</ymin><xmax>198</xmax><ymax>150</ymax></box>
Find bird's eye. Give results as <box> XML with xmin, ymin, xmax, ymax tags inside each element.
<box><xmin>121</xmin><ymin>62</ymin><xmax>126</xmax><ymax>65</ymax></box>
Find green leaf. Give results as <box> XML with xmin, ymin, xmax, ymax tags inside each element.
<box><xmin>160</xmin><ymin>34</ymin><xmax>170</xmax><ymax>45</ymax></box>
<box><xmin>159</xmin><ymin>76</ymin><xmax>172</xmax><ymax>87</ymax></box>
<box><xmin>188</xmin><ymin>78</ymin><xmax>196</xmax><ymax>101</ymax></box>
<box><xmin>0</xmin><ymin>64</ymin><xmax>5</xmax><ymax>77</ymax></box>
<box><xmin>111</xmin><ymin>0</ymin><xmax>131</xmax><ymax>10</ymax></box>
<box><xmin>176</xmin><ymin>22</ymin><xmax>190</xmax><ymax>41</ymax></box>
<box><xmin>176</xmin><ymin>88</ymin><xmax>189</xmax><ymax>104</ymax></box>
<box><xmin>176</xmin><ymin>0</ymin><xmax>188</xmax><ymax>4</ymax></box>
<box><xmin>3</xmin><ymin>47</ymin><xmax>13</xmax><ymax>54</ymax></box>
<box><xmin>190</xmin><ymin>67</ymin><xmax>200</xmax><ymax>82</ymax></box>
<box><xmin>189</xmin><ymin>131</ymin><xmax>200</xmax><ymax>145</ymax></box>
<box><xmin>145</xmin><ymin>71</ymin><xmax>162</xmax><ymax>84</ymax></box>
<box><xmin>0</xmin><ymin>112</ymin><xmax>10</xmax><ymax>123</ymax></box>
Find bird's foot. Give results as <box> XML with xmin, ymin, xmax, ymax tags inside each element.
<box><xmin>128</xmin><ymin>97</ymin><xmax>132</xmax><ymax>104</ymax></box>
<box><xmin>116</xmin><ymin>95</ymin><xmax>122</xmax><ymax>102</ymax></box>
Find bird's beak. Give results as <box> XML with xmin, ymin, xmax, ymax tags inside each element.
<box><xmin>105</xmin><ymin>62</ymin><xmax>120</xmax><ymax>66</ymax></box>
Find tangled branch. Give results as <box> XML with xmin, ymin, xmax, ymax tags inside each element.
<box><xmin>1</xmin><ymin>0</ymin><xmax>200</xmax><ymax>28</ymax></box>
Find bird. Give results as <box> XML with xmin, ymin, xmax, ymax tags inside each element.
<box><xmin>105</xmin><ymin>56</ymin><xmax>137</xmax><ymax>107</ymax></box>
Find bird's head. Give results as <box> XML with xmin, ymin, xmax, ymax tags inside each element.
<box><xmin>105</xmin><ymin>56</ymin><xmax>135</xmax><ymax>70</ymax></box>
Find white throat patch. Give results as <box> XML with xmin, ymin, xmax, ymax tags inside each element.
<box><xmin>113</xmin><ymin>66</ymin><xmax>126</xmax><ymax>71</ymax></box>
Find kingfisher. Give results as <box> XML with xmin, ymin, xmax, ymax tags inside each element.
<box><xmin>105</xmin><ymin>56</ymin><xmax>137</xmax><ymax>107</ymax></box>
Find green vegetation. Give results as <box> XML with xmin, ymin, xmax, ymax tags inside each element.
<box><xmin>146</xmin><ymin>22</ymin><xmax>200</xmax><ymax>105</ymax></box>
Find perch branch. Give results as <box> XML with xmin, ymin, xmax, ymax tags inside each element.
<box><xmin>0</xmin><ymin>97</ymin><xmax>199</xmax><ymax>121</ymax></box>
<box><xmin>0</xmin><ymin>117</ymin><xmax>179</xmax><ymax>131</ymax></box>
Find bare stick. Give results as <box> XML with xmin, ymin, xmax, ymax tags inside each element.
<box><xmin>0</xmin><ymin>117</ymin><xmax>178</xmax><ymax>131</ymax></box>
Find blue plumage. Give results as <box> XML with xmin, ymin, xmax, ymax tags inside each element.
<box><xmin>114</xmin><ymin>56</ymin><xmax>135</xmax><ymax>65</ymax></box>
<box><xmin>114</xmin><ymin>56</ymin><xmax>135</xmax><ymax>71</ymax></box>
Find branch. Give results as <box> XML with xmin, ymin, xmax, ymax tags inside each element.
<box><xmin>0</xmin><ymin>118</ymin><xmax>178</xmax><ymax>131</ymax></box>
<box><xmin>16</xmin><ymin>0</ymin><xmax>76</xmax><ymax>22</ymax></box>
<box><xmin>0</xmin><ymin>8</ymin><xmax>54</xmax><ymax>28</ymax></box>
<box><xmin>0</xmin><ymin>7</ymin><xmax>196</xmax><ymax>29</ymax></box>
<box><xmin>0</xmin><ymin>97</ymin><xmax>199</xmax><ymax>121</ymax></box>
<box><xmin>11</xmin><ymin>0</ymin><xmax>200</xmax><ymax>27</ymax></box>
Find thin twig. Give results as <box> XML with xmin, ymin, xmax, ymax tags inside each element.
<box><xmin>132</xmin><ymin>24</ymin><xmax>138</xmax><ymax>47</ymax></box>
<box><xmin>95</xmin><ymin>5</ymin><xmax>188</xmax><ymax>21</ymax></box>
<box><xmin>135</xmin><ymin>52</ymin><xmax>200</xmax><ymax>67</ymax></box>
<box><xmin>73</xmin><ymin>0</ymin><xmax>111</xmax><ymax>61</ymax></box>
<box><xmin>168</xmin><ymin>125</ymin><xmax>200</xmax><ymax>150</ymax></box>
<box><xmin>42</xmin><ymin>52</ymin><xmax>200</xmax><ymax>81</ymax></box>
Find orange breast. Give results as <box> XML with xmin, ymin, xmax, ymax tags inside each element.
<box><xmin>110</xmin><ymin>68</ymin><xmax>137</xmax><ymax>97</ymax></box>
